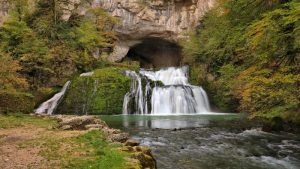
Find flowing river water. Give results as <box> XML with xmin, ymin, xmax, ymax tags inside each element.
<box><xmin>101</xmin><ymin>114</ymin><xmax>300</xmax><ymax>169</ymax></box>
<box><xmin>114</xmin><ymin>67</ymin><xmax>298</xmax><ymax>168</ymax></box>
<box><xmin>34</xmin><ymin>66</ymin><xmax>300</xmax><ymax>168</ymax></box>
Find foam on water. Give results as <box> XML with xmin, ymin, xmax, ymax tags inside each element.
<box><xmin>123</xmin><ymin>66</ymin><xmax>211</xmax><ymax>115</ymax></box>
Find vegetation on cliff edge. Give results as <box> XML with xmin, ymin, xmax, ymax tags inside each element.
<box><xmin>183</xmin><ymin>0</ymin><xmax>299</xmax><ymax>123</ymax></box>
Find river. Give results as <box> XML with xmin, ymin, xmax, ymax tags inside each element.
<box><xmin>101</xmin><ymin>114</ymin><xmax>300</xmax><ymax>169</ymax></box>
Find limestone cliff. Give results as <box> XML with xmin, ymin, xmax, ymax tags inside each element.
<box><xmin>66</xmin><ymin>0</ymin><xmax>215</xmax><ymax>61</ymax></box>
<box><xmin>1</xmin><ymin>0</ymin><xmax>215</xmax><ymax>62</ymax></box>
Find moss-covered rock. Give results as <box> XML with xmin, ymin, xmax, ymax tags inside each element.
<box><xmin>58</xmin><ymin>66</ymin><xmax>133</xmax><ymax>115</ymax></box>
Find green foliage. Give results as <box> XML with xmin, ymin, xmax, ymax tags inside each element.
<box><xmin>246</xmin><ymin>1</ymin><xmax>300</xmax><ymax>66</ymax></box>
<box><xmin>59</xmin><ymin>66</ymin><xmax>134</xmax><ymax>115</ymax></box>
<box><xmin>0</xmin><ymin>52</ymin><xmax>27</xmax><ymax>91</ymax></box>
<box><xmin>234</xmin><ymin>66</ymin><xmax>300</xmax><ymax>122</ymax></box>
<box><xmin>0</xmin><ymin>52</ymin><xmax>33</xmax><ymax>113</ymax></box>
<box><xmin>0</xmin><ymin>0</ymin><xmax>119</xmax><ymax>113</ymax></box>
<box><xmin>0</xmin><ymin>91</ymin><xmax>34</xmax><ymax>114</ymax></box>
<box><xmin>184</xmin><ymin>0</ymin><xmax>300</xmax><ymax>122</ymax></box>
<box><xmin>0</xmin><ymin>18</ymin><xmax>47</xmax><ymax>59</ymax></box>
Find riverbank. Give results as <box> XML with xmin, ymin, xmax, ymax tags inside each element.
<box><xmin>100</xmin><ymin>114</ymin><xmax>300</xmax><ymax>169</ymax></box>
<box><xmin>0</xmin><ymin>114</ymin><xmax>156</xmax><ymax>169</ymax></box>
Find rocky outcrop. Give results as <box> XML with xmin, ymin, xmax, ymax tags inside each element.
<box><xmin>92</xmin><ymin>0</ymin><xmax>215</xmax><ymax>40</ymax></box>
<box><xmin>1</xmin><ymin>0</ymin><xmax>215</xmax><ymax>63</ymax></box>
<box><xmin>54</xmin><ymin>115</ymin><xmax>107</xmax><ymax>130</ymax></box>
<box><xmin>66</xmin><ymin>0</ymin><xmax>215</xmax><ymax>61</ymax></box>
<box><xmin>0</xmin><ymin>0</ymin><xmax>9</xmax><ymax>25</ymax></box>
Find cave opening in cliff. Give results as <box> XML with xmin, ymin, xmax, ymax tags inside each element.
<box><xmin>124</xmin><ymin>38</ymin><xmax>182</xmax><ymax>69</ymax></box>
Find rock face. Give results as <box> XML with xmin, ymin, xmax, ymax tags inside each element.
<box><xmin>0</xmin><ymin>0</ymin><xmax>9</xmax><ymax>25</ymax></box>
<box><xmin>1</xmin><ymin>0</ymin><xmax>215</xmax><ymax>63</ymax></box>
<box><xmin>94</xmin><ymin>0</ymin><xmax>215</xmax><ymax>61</ymax></box>
<box><xmin>68</xmin><ymin>0</ymin><xmax>215</xmax><ymax>62</ymax></box>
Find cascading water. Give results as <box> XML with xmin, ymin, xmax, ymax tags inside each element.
<box><xmin>35</xmin><ymin>81</ymin><xmax>71</xmax><ymax>115</ymax></box>
<box><xmin>123</xmin><ymin>66</ymin><xmax>211</xmax><ymax>115</ymax></box>
<box><xmin>35</xmin><ymin>72</ymin><xmax>94</xmax><ymax>115</ymax></box>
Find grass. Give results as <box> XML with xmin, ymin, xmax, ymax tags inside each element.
<box><xmin>65</xmin><ymin>131</ymin><xmax>128</xmax><ymax>169</ymax></box>
<box><xmin>25</xmin><ymin>130</ymin><xmax>130</xmax><ymax>169</ymax></box>
<box><xmin>0</xmin><ymin>113</ymin><xmax>57</xmax><ymax>129</ymax></box>
<box><xmin>0</xmin><ymin>114</ymin><xmax>136</xmax><ymax>169</ymax></box>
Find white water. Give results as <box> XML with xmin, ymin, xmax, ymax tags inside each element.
<box><xmin>80</xmin><ymin>72</ymin><xmax>94</xmax><ymax>77</ymax></box>
<box><xmin>35</xmin><ymin>81</ymin><xmax>71</xmax><ymax>115</ymax></box>
<box><xmin>123</xmin><ymin>66</ymin><xmax>211</xmax><ymax>115</ymax></box>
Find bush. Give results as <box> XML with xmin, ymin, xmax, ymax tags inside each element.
<box><xmin>0</xmin><ymin>91</ymin><xmax>34</xmax><ymax>114</ymax></box>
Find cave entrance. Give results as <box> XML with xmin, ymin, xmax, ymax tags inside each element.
<box><xmin>124</xmin><ymin>38</ymin><xmax>182</xmax><ymax>69</ymax></box>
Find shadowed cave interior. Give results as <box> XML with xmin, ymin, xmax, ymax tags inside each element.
<box><xmin>124</xmin><ymin>38</ymin><xmax>182</xmax><ymax>69</ymax></box>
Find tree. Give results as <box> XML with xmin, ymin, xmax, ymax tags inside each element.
<box><xmin>0</xmin><ymin>52</ymin><xmax>27</xmax><ymax>93</ymax></box>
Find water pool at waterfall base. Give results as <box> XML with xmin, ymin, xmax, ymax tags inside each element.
<box><xmin>101</xmin><ymin>114</ymin><xmax>300</xmax><ymax>169</ymax></box>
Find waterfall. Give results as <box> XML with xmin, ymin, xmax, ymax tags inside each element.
<box><xmin>122</xmin><ymin>66</ymin><xmax>211</xmax><ymax>115</ymax></box>
<box><xmin>35</xmin><ymin>81</ymin><xmax>71</xmax><ymax>115</ymax></box>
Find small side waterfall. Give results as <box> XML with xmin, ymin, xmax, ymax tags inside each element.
<box><xmin>35</xmin><ymin>81</ymin><xmax>71</xmax><ymax>115</ymax></box>
<box><xmin>123</xmin><ymin>66</ymin><xmax>211</xmax><ymax>115</ymax></box>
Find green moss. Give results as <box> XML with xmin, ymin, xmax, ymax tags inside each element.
<box><xmin>58</xmin><ymin>66</ymin><xmax>135</xmax><ymax>115</ymax></box>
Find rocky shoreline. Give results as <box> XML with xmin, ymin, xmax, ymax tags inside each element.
<box><xmin>39</xmin><ymin>114</ymin><xmax>156</xmax><ymax>169</ymax></box>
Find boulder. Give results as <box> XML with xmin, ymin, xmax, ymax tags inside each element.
<box><xmin>131</xmin><ymin>152</ymin><xmax>156</xmax><ymax>169</ymax></box>
<box><xmin>54</xmin><ymin>115</ymin><xmax>107</xmax><ymax>130</ymax></box>
<box><xmin>125</xmin><ymin>139</ymin><xmax>140</xmax><ymax>147</ymax></box>
<box><xmin>109</xmin><ymin>133</ymin><xmax>130</xmax><ymax>143</ymax></box>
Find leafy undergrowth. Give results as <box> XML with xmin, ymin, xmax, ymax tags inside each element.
<box><xmin>0</xmin><ymin>113</ymin><xmax>57</xmax><ymax>129</ymax></box>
